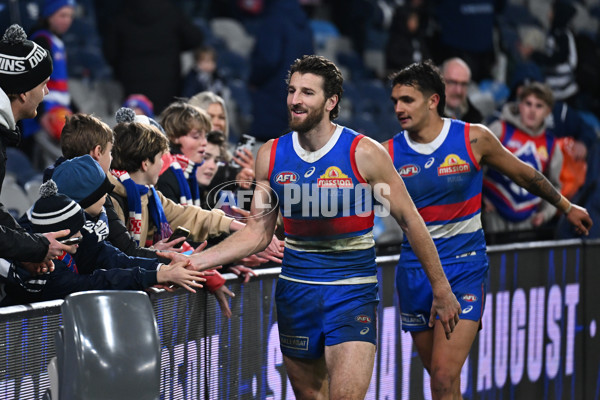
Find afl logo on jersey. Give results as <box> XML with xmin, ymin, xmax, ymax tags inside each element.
<box><xmin>274</xmin><ymin>171</ymin><xmax>299</xmax><ymax>184</ymax></box>
<box><xmin>462</xmin><ymin>294</ymin><xmax>478</xmax><ymax>302</ymax></box>
<box><xmin>398</xmin><ymin>164</ymin><xmax>421</xmax><ymax>177</ymax></box>
<box><xmin>438</xmin><ymin>154</ymin><xmax>471</xmax><ymax>176</ymax></box>
<box><xmin>355</xmin><ymin>315</ymin><xmax>372</xmax><ymax>323</ymax></box>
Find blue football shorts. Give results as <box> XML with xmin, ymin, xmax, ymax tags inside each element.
<box><xmin>396</xmin><ymin>258</ymin><xmax>489</xmax><ymax>332</ymax></box>
<box><xmin>275</xmin><ymin>278</ymin><xmax>379</xmax><ymax>359</ymax></box>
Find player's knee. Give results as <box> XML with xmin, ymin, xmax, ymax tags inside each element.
<box><xmin>429</xmin><ymin>365</ymin><xmax>458</xmax><ymax>397</ymax></box>
<box><xmin>290</xmin><ymin>376</ymin><xmax>328</xmax><ymax>399</ymax></box>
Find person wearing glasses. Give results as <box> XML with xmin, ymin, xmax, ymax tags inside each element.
<box><xmin>441</xmin><ymin>57</ymin><xmax>484</xmax><ymax>123</ymax></box>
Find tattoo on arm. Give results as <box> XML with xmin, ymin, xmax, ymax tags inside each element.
<box><xmin>524</xmin><ymin>170</ymin><xmax>561</xmax><ymax>205</ymax></box>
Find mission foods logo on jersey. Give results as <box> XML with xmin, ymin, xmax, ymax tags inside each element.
<box><xmin>317</xmin><ymin>166</ymin><xmax>353</xmax><ymax>188</ymax></box>
<box><xmin>437</xmin><ymin>154</ymin><xmax>471</xmax><ymax>176</ymax></box>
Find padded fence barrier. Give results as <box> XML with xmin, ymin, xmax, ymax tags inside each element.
<box><xmin>1</xmin><ymin>240</ymin><xmax>599</xmax><ymax>399</ymax></box>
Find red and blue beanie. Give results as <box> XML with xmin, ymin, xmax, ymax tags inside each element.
<box><xmin>122</xmin><ymin>94</ymin><xmax>155</xmax><ymax>118</ymax></box>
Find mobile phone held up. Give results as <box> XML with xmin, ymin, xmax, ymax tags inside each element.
<box><xmin>231</xmin><ymin>134</ymin><xmax>256</xmax><ymax>168</ymax></box>
<box><xmin>168</xmin><ymin>226</ymin><xmax>191</xmax><ymax>248</ymax></box>
<box><xmin>60</xmin><ymin>236</ymin><xmax>83</xmax><ymax>245</ymax></box>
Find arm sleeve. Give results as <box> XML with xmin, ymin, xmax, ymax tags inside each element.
<box><xmin>73</xmin><ymin>238</ymin><xmax>161</xmax><ymax>274</ymax></box>
<box><xmin>41</xmin><ymin>265</ymin><xmax>158</xmax><ymax>301</ymax></box>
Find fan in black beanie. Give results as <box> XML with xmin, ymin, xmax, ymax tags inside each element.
<box><xmin>0</xmin><ymin>24</ymin><xmax>74</xmax><ymax>274</ymax></box>
<box><xmin>27</xmin><ymin>179</ymin><xmax>86</xmax><ymax>239</ymax></box>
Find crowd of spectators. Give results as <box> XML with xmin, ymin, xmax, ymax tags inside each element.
<box><xmin>1</xmin><ymin>0</ymin><xmax>600</xmax><ymax>306</ymax></box>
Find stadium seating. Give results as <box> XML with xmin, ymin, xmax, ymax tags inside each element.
<box><xmin>50</xmin><ymin>291</ymin><xmax>161</xmax><ymax>400</ymax></box>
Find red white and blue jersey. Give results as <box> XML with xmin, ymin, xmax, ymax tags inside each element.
<box><xmin>483</xmin><ymin>121</ymin><xmax>556</xmax><ymax>222</ymax></box>
<box><xmin>388</xmin><ymin>119</ymin><xmax>487</xmax><ymax>266</ymax></box>
<box><xmin>30</xmin><ymin>30</ymin><xmax>70</xmax><ymax>110</ymax></box>
<box><xmin>268</xmin><ymin>125</ymin><xmax>377</xmax><ymax>283</ymax></box>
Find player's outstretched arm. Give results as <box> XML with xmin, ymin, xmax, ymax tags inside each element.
<box><xmin>188</xmin><ymin>141</ymin><xmax>280</xmax><ymax>271</ymax></box>
<box><xmin>470</xmin><ymin>124</ymin><xmax>592</xmax><ymax>235</ymax></box>
<box><xmin>355</xmin><ymin>136</ymin><xmax>461</xmax><ymax>338</ymax></box>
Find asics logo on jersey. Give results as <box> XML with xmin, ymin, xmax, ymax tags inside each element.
<box><xmin>462</xmin><ymin>306</ymin><xmax>473</xmax><ymax>314</ymax></box>
<box><xmin>425</xmin><ymin>157</ymin><xmax>435</xmax><ymax>169</ymax></box>
<box><xmin>304</xmin><ymin>166</ymin><xmax>316</xmax><ymax>178</ymax></box>
<box><xmin>360</xmin><ymin>327</ymin><xmax>370</xmax><ymax>335</ymax></box>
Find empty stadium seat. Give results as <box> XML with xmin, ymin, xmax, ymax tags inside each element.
<box><xmin>0</xmin><ymin>177</ymin><xmax>32</xmax><ymax>218</ymax></box>
<box><xmin>51</xmin><ymin>291</ymin><xmax>161</xmax><ymax>400</ymax></box>
<box><xmin>210</xmin><ymin>18</ymin><xmax>255</xmax><ymax>59</ymax></box>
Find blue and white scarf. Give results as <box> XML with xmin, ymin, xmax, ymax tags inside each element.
<box><xmin>112</xmin><ymin>170</ymin><xmax>172</xmax><ymax>246</ymax></box>
<box><xmin>169</xmin><ymin>154</ymin><xmax>201</xmax><ymax>206</ymax></box>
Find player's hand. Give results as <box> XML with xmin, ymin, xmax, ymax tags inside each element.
<box><xmin>566</xmin><ymin>204</ymin><xmax>593</xmax><ymax>236</ymax></box>
<box><xmin>429</xmin><ymin>286</ymin><xmax>461</xmax><ymax>340</ymax></box>
<box><xmin>213</xmin><ymin>285</ymin><xmax>235</xmax><ymax>318</ymax></box>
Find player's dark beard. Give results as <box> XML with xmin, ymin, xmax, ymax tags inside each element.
<box><xmin>288</xmin><ymin>105</ymin><xmax>325</xmax><ymax>133</ymax></box>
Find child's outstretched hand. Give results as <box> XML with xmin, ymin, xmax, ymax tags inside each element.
<box><xmin>157</xmin><ymin>260</ymin><xmax>206</xmax><ymax>293</ymax></box>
